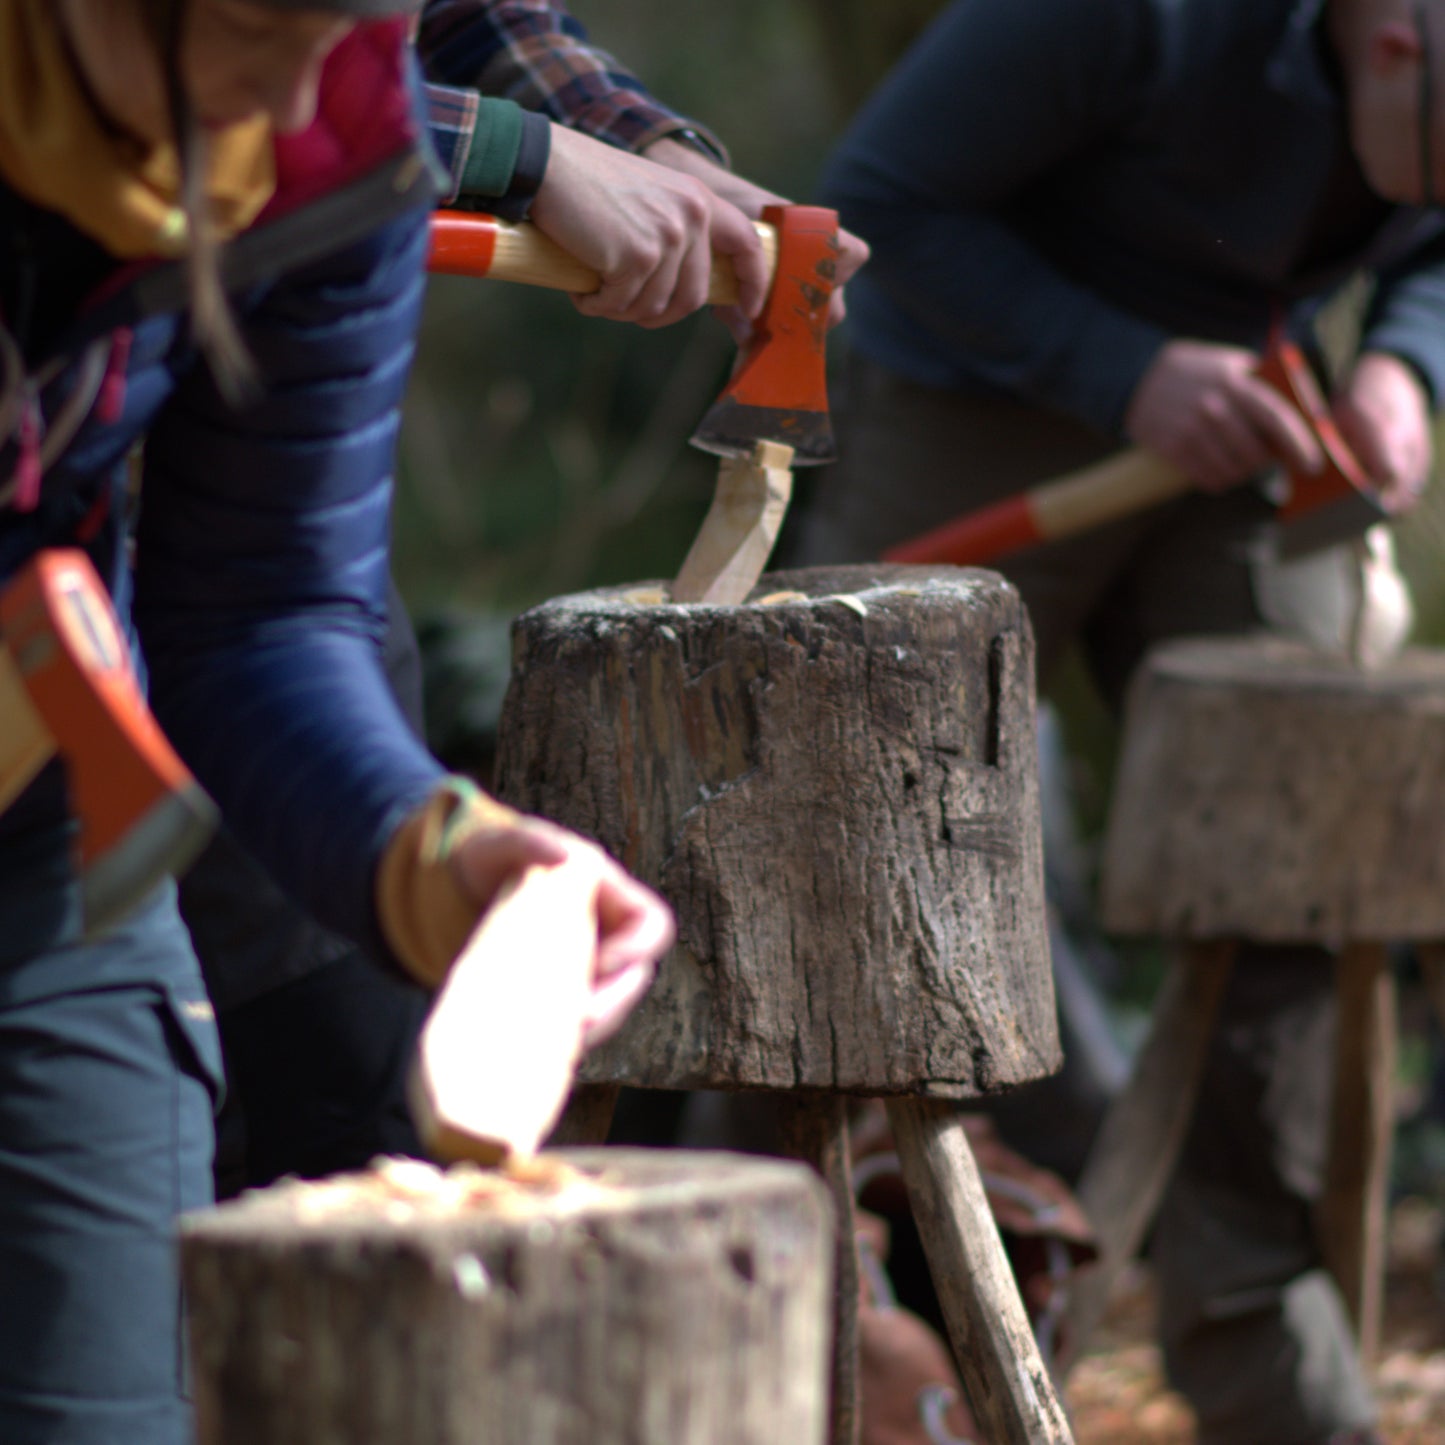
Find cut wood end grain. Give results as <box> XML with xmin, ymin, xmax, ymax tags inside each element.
<box><xmin>257</xmin><ymin>1155</ymin><xmax>603</xmax><ymax>1227</ymax></box>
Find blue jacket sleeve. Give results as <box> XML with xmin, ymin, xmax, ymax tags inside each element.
<box><xmin>1363</xmin><ymin>229</ymin><xmax>1445</xmax><ymax>406</ymax></box>
<box><xmin>822</xmin><ymin>0</ymin><xmax>1168</xmax><ymax>434</ymax></box>
<box><xmin>133</xmin><ymin>207</ymin><xmax>444</xmax><ymax>966</ymax></box>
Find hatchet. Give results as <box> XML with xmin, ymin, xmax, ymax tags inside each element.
<box><xmin>0</xmin><ymin>550</ymin><xmax>218</xmax><ymax>935</ymax></box>
<box><xmin>428</xmin><ymin>204</ymin><xmax>842</xmax><ymax>604</ymax></box>
<box><xmin>883</xmin><ymin>336</ymin><xmax>1388</xmax><ymax>569</ymax></box>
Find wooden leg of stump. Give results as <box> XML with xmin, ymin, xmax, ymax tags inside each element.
<box><xmin>545</xmin><ymin>1083</ymin><xmax>621</xmax><ymax>1146</ymax></box>
<box><xmin>1318</xmin><ymin>942</ymin><xmax>1396</xmax><ymax>1362</ymax></box>
<box><xmin>1059</xmin><ymin>939</ymin><xmax>1236</xmax><ymax>1372</ymax></box>
<box><xmin>775</xmin><ymin>1092</ymin><xmax>859</xmax><ymax>1445</ymax></box>
<box><xmin>887</xmin><ymin>1096</ymin><xmax>1075</xmax><ymax>1445</ymax></box>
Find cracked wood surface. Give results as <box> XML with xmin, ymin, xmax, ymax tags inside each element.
<box><xmin>494</xmin><ymin>564</ymin><xmax>1058</xmax><ymax>1097</ymax></box>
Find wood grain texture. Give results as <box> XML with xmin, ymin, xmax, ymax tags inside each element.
<box><xmin>182</xmin><ymin>1149</ymin><xmax>834</xmax><ymax>1445</ymax></box>
<box><xmin>671</xmin><ymin>442</ymin><xmax>794</xmax><ymax>606</ymax></box>
<box><xmin>1102</xmin><ymin>638</ymin><xmax>1445</xmax><ymax>942</ymax></box>
<box><xmin>887</xmin><ymin>1098</ymin><xmax>1075</xmax><ymax>1444</ymax></box>
<box><xmin>495</xmin><ymin>564</ymin><xmax>1058</xmax><ymax>1097</ymax></box>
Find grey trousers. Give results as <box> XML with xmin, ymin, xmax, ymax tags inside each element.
<box><xmin>795</xmin><ymin>354</ymin><xmax>1377</xmax><ymax>1445</ymax></box>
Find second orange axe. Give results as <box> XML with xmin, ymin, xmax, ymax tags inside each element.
<box><xmin>884</xmin><ymin>338</ymin><xmax>1388</xmax><ymax>569</ymax></box>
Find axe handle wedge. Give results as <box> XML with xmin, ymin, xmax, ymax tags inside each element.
<box><xmin>429</xmin><ymin>211</ymin><xmax>780</xmax><ymax>306</ymax></box>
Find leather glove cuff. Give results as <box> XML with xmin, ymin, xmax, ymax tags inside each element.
<box><xmin>376</xmin><ymin>776</ymin><xmax>519</xmax><ymax>987</ymax></box>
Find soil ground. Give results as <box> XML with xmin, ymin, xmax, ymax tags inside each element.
<box><xmin>1066</xmin><ymin>1197</ymin><xmax>1445</xmax><ymax>1444</ymax></box>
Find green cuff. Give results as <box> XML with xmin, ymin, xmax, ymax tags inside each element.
<box><xmin>459</xmin><ymin>98</ymin><xmax>526</xmax><ymax>199</ymax></box>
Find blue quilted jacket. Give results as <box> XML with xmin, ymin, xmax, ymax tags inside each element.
<box><xmin>0</xmin><ymin>24</ymin><xmax>448</xmax><ymax>966</ymax></box>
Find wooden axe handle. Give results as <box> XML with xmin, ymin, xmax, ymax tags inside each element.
<box><xmin>429</xmin><ymin>211</ymin><xmax>780</xmax><ymax>306</ymax></box>
<box><xmin>884</xmin><ymin>447</ymin><xmax>1190</xmax><ymax>567</ymax></box>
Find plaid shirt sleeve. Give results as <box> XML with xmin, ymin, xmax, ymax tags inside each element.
<box><xmin>424</xmin><ymin>81</ymin><xmax>481</xmax><ymax>203</ymax></box>
<box><xmin>417</xmin><ymin>0</ymin><xmax>728</xmax><ymax>163</ymax></box>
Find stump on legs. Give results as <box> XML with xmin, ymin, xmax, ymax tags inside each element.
<box><xmin>496</xmin><ymin>565</ymin><xmax>1067</xmax><ymax>1444</ymax></box>
<box><xmin>1071</xmin><ymin>637</ymin><xmax>1445</xmax><ymax>1365</ymax></box>
<box><xmin>181</xmin><ymin>1150</ymin><xmax>833</xmax><ymax>1445</ymax></box>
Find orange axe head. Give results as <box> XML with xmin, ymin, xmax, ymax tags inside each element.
<box><xmin>1256</xmin><ymin>336</ymin><xmax>1389</xmax><ymax>558</ymax></box>
<box><xmin>689</xmin><ymin>204</ymin><xmax>840</xmax><ymax>466</ymax></box>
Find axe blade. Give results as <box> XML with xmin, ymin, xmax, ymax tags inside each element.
<box><xmin>1260</xmin><ymin>337</ymin><xmax>1391</xmax><ymax>559</ymax></box>
<box><xmin>690</xmin><ymin>204</ymin><xmax>839</xmax><ymax>466</ymax></box>
<box><xmin>1274</xmin><ymin>480</ymin><xmax>1390</xmax><ymax>559</ymax></box>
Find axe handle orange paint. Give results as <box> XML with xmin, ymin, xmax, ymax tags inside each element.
<box><xmin>884</xmin><ymin>448</ymin><xmax>1190</xmax><ymax>567</ymax></box>
<box><xmin>427</xmin><ymin>210</ymin><xmax>779</xmax><ymax>306</ymax></box>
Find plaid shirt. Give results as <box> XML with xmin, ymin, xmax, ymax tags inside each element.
<box><xmin>420</xmin><ymin>0</ymin><xmax>726</xmax><ymax>203</ymax></box>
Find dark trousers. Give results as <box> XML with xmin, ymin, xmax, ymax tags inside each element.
<box><xmin>0</xmin><ymin>793</ymin><xmax>221</xmax><ymax>1445</ymax></box>
<box><xmin>794</xmin><ymin>354</ymin><xmax>1376</xmax><ymax>1444</ymax></box>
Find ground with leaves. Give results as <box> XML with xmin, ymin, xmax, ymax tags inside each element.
<box><xmin>1066</xmin><ymin>1198</ymin><xmax>1445</xmax><ymax>1443</ymax></box>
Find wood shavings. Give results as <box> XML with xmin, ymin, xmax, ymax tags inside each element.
<box><xmin>623</xmin><ymin>588</ymin><xmax>666</xmax><ymax>606</ymax></box>
<box><xmin>755</xmin><ymin>590</ymin><xmax>808</xmax><ymax>605</ymax></box>
<box><xmin>826</xmin><ymin>593</ymin><xmax>869</xmax><ymax>617</ymax></box>
<box><xmin>279</xmin><ymin>1154</ymin><xmax>600</xmax><ymax>1225</ymax></box>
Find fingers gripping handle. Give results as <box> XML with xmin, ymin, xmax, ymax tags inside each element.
<box><xmin>428</xmin><ymin>210</ymin><xmax>780</xmax><ymax>305</ymax></box>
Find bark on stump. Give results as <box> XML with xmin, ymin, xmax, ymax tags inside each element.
<box><xmin>181</xmin><ymin>1149</ymin><xmax>833</xmax><ymax>1445</ymax></box>
<box><xmin>495</xmin><ymin>564</ymin><xmax>1057</xmax><ymax>1098</ymax></box>
<box><xmin>494</xmin><ymin>564</ymin><xmax>1070</xmax><ymax>1445</ymax></box>
<box><xmin>1069</xmin><ymin>637</ymin><xmax>1445</xmax><ymax>1365</ymax></box>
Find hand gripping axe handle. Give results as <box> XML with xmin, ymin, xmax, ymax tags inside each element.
<box><xmin>0</xmin><ymin>550</ymin><xmax>218</xmax><ymax>935</ymax></box>
<box><xmin>884</xmin><ymin>336</ymin><xmax>1387</xmax><ymax>569</ymax></box>
<box><xmin>428</xmin><ymin>205</ymin><xmax>840</xmax><ymax>464</ymax></box>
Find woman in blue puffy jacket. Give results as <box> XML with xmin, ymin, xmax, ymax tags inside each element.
<box><xmin>0</xmin><ymin>3</ymin><xmax>674</xmax><ymax>1440</ymax></box>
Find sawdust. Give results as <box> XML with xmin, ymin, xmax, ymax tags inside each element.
<box><xmin>268</xmin><ymin>1154</ymin><xmax>603</xmax><ymax>1226</ymax></box>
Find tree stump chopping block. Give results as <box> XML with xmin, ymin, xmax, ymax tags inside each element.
<box><xmin>495</xmin><ymin>564</ymin><xmax>1058</xmax><ymax>1098</ymax></box>
<box><xmin>181</xmin><ymin>1149</ymin><xmax>834</xmax><ymax>1445</ymax></box>
<box><xmin>495</xmin><ymin>564</ymin><xmax>1070</xmax><ymax>1445</ymax></box>
<box><xmin>1064</xmin><ymin>638</ymin><xmax>1445</xmax><ymax>1367</ymax></box>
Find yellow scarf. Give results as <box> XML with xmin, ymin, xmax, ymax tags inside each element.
<box><xmin>0</xmin><ymin>0</ymin><xmax>276</xmax><ymax>259</ymax></box>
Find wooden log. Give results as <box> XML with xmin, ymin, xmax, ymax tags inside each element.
<box><xmin>1059</xmin><ymin>941</ymin><xmax>1237</xmax><ymax>1369</ymax></box>
<box><xmin>1101</xmin><ymin>638</ymin><xmax>1445</xmax><ymax>943</ymax></box>
<box><xmin>1318</xmin><ymin>943</ymin><xmax>1396</xmax><ymax>1360</ymax></box>
<box><xmin>181</xmin><ymin>1149</ymin><xmax>834</xmax><ymax>1445</ymax></box>
<box><xmin>494</xmin><ymin>563</ymin><xmax>1057</xmax><ymax>1097</ymax></box>
<box><xmin>887</xmin><ymin>1098</ymin><xmax>1075</xmax><ymax>1444</ymax></box>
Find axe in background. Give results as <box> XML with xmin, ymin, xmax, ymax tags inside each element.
<box><xmin>882</xmin><ymin>336</ymin><xmax>1389</xmax><ymax>570</ymax></box>
<box><xmin>428</xmin><ymin>204</ymin><xmax>841</xmax><ymax>605</ymax></box>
